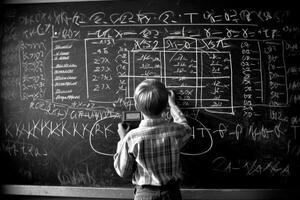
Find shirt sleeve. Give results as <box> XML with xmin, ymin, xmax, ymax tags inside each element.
<box><xmin>113</xmin><ymin>137</ymin><xmax>135</xmax><ymax>178</ymax></box>
<box><xmin>170</xmin><ymin>104</ymin><xmax>192</xmax><ymax>148</ymax></box>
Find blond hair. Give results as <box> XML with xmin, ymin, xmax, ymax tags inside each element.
<box><xmin>134</xmin><ymin>79</ymin><xmax>168</xmax><ymax>117</ymax></box>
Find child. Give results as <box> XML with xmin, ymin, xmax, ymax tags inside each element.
<box><xmin>114</xmin><ymin>79</ymin><xmax>192</xmax><ymax>200</ymax></box>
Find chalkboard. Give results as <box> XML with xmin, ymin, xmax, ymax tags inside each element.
<box><xmin>0</xmin><ymin>0</ymin><xmax>300</xmax><ymax>189</ymax></box>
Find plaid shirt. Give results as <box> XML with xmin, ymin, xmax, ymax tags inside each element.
<box><xmin>114</xmin><ymin>105</ymin><xmax>192</xmax><ymax>186</ymax></box>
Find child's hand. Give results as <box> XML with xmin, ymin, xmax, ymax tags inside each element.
<box><xmin>117</xmin><ymin>123</ymin><xmax>129</xmax><ymax>140</ymax></box>
<box><xmin>168</xmin><ymin>90</ymin><xmax>176</xmax><ymax>106</ymax></box>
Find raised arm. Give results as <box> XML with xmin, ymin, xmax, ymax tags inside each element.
<box><xmin>168</xmin><ymin>90</ymin><xmax>192</xmax><ymax>147</ymax></box>
<box><xmin>168</xmin><ymin>90</ymin><xmax>188</xmax><ymax>124</ymax></box>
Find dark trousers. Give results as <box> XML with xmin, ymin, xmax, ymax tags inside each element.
<box><xmin>134</xmin><ymin>182</ymin><xmax>182</xmax><ymax>200</ymax></box>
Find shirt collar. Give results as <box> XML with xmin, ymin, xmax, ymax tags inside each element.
<box><xmin>139</xmin><ymin>118</ymin><xmax>167</xmax><ymax>127</ymax></box>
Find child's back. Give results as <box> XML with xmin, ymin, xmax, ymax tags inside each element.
<box><xmin>114</xmin><ymin>79</ymin><xmax>192</xmax><ymax>200</ymax></box>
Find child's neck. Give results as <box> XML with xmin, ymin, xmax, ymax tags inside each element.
<box><xmin>142</xmin><ymin>113</ymin><xmax>161</xmax><ymax>120</ymax></box>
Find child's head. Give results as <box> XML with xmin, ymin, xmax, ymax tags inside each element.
<box><xmin>134</xmin><ymin>79</ymin><xmax>169</xmax><ymax>117</ymax></box>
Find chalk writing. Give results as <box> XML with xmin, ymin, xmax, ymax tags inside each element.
<box><xmin>212</xmin><ymin>156</ymin><xmax>291</xmax><ymax>177</ymax></box>
<box><xmin>1</xmin><ymin>139</ymin><xmax>48</xmax><ymax>159</ymax></box>
<box><xmin>58</xmin><ymin>164</ymin><xmax>96</xmax><ymax>186</ymax></box>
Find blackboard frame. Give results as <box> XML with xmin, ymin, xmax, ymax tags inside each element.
<box><xmin>2</xmin><ymin>185</ymin><xmax>299</xmax><ymax>199</ymax></box>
